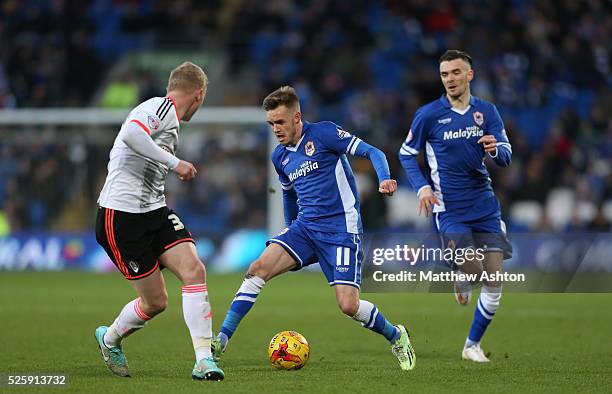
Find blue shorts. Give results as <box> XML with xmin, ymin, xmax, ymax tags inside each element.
<box><xmin>267</xmin><ymin>221</ymin><xmax>363</xmax><ymax>289</ymax></box>
<box><xmin>434</xmin><ymin>196</ymin><xmax>512</xmax><ymax>261</ymax></box>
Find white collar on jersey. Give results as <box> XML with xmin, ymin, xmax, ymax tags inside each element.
<box><xmin>285</xmin><ymin>133</ymin><xmax>305</xmax><ymax>151</ymax></box>
<box><xmin>442</xmin><ymin>94</ymin><xmax>475</xmax><ymax>115</ymax></box>
<box><xmin>451</xmin><ymin>105</ymin><xmax>471</xmax><ymax>115</ymax></box>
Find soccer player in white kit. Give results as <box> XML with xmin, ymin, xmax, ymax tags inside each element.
<box><xmin>94</xmin><ymin>62</ymin><xmax>224</xmax><ymax>381</ymax></box>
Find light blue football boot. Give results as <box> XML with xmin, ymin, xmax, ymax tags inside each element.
<box><xmin>94</xmin><ymin>326</ymin><xmax>130</xmax><ymax>377</ymax></box>
<box><xmin>192</xmin><ymin>357</ymin><xmax>224</xmax><ymax>381</ymax></box>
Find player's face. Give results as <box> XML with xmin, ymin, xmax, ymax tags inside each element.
<box><xmin>266</xmin><ymin>105</ymin><xmax>301</xmax><ymax>146</ymax></box>
<box><xmin>440</xmin><ymin>59</ymin><xmax>474</xmax><ymax>99</ymax></box>
<box><xmin>182</xmin><ymin>87</ymin><xmax>205</xmax><ymax>121</ymax></box>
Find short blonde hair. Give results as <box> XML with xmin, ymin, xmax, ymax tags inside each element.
<box><xmin>167</xmin><ymin>62</ymin><xmax>208</xmax><ymax>93</ymax></box>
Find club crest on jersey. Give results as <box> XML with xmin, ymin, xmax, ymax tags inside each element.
<box><xmin>148</xmin><ymin>115</ymin><xmax>160</xmax><ymax>131</ymax></box>
<box><xmin>128</xmin><ymin>260</ymin><xmax>140</xmax><ymax>273</ymax></box>
<box><xmin>473</xmin><ymin>111</ymin><xmax>484</xmax><ymax>126</ymax></box>
<box><xmin>337</xmin><ymin>128</ymin><xmax>351</xmax><ymax>139</ymax></box>
<box><xmin>305</xmin><ymin>141</ymin><xmax>316</xmax><ymax>156</ymax></box>
<box><xmin>282</xmin><ymin>158</ymin><xmax>290</xmax><ymax>166</ymax></box>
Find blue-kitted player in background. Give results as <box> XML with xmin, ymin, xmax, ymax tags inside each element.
<box><xmin>213</xmin><ymin>85</ymin><xmax>416</xmax><ymax>370</ymax></box>
<box><xmin>399</xmin><ymin>50</ymin><xmax>513</xmax><ymax>362</ymax></box>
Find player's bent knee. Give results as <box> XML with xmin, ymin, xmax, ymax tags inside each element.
<box><xmin>337</xmin><ymin>297</ymin><xmax>359</xmax><ymax>316</ymax></box>
<box><xmin>339</xmin><ymin>302</ymin><xmax>359</xmax><ymax>316</ymax></box>
<box><xmin>181</xmin><ymin>259</ymin><xmax>205</xmax><ymax>284</ymax></box>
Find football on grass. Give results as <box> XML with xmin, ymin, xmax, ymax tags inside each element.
<box><xmin>268</xmin><ymin>330</ymin><xmax>310</xmax><ymax>370</ymax></box>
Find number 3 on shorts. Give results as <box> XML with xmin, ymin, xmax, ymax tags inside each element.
<box><xmin>168</xmin><ymin>214</ymin><xmax>185</xmax><ymax>231</ymax></box>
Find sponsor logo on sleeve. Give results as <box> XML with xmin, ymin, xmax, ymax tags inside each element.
<box><xmin>148</xmin><ymin>115</ymin><xmax>161</xmax><ymax>131</ymax></box>
<box><xmin>337</xmin><ymin>128</ymin><xmax>351</xmax><ymax>139</ymax></box>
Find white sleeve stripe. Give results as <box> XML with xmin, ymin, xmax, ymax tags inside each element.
<box><xmin>280</xmin><ymin>183</ymin><xmax>293</xmax><ymax>190</ymax></box>
<box><xmin>349</xmin><ymin>138</ymin><xmax>362</xmax><ymax>155</ymax></box>
<box><xmin>234</xmin><ymin>295</ymin><xmax>257</xmax><ymax>302</ymax></box>
<box><xmin>399</xmin><ymin>147</ymin><xmax>418</xmax><ymax>156</ymax></box>
<box><xmin>346</xmin><ymin>136</ymin><xmax>357</xmax><ymax>153</ymax></box>
<box><xmin>400</xmin><ymin>145</ymin><xmax>419</xmax><ymax>155</ymax></box>
<box><xmin>496</xmin><ymin>142</ymin><xmax>512</xmax><ymax>152</ymax></box>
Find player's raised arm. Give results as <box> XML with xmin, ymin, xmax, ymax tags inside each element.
<box><xmin>119</xmin><ymin>114</ymin><xmax>196</xmax><ymax>181</ymax></box>
<box><xmin>351</xmin><ymin>140</ymin><xmax>397</xmax><ymax>196</ymax></box>
<box><xmin>477</xmin><ymin>104</ymin><xmax>512</xmax><ymax>167</ymax></box>
<box><xmin>318</xmin><ymin>123</ymin><xmax>397</xmax><ymax>196</ymax></box>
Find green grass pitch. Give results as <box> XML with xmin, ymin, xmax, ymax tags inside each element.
<box><xmin>1</xmin><ymin>271</ymin><xmax>610</xmax><ymax>393</ymax></box>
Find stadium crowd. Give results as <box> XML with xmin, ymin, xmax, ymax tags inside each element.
<box><xmin>0</xmin><ymin>0</ymin><xmax>610</xmax><ymax>234</ymax></box>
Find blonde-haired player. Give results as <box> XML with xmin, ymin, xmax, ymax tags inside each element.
<box><xmin>94</xmin><ymin>62</ymin><xmax>224</xmax><ymax>381</ymax></box>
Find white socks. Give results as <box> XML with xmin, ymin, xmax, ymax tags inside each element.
<box><xmin>352</xmin><ymin>300</ymin><xmax>375</xmax><ymax>326</ymax></box>
<box><xmin>236</xmin><ymin>276</ymin><xmax>265</xmax><ymax>298</ymax></box>
<box><xmin>182</xmin><ymin>284</ymin><xmax>213</xmax><ymax>361</ymax></box>
<box><xmin>479</xmin><ymin>285</ymin><xmax>502</xmax><ymax>316</ymax></box>
<box><xmin>104</xmin><ymin>298</ymin><xmax>151</xmax><ymax>348</ymax></box>
<box><xmin>103</xmin><ymin>284</ymin><xmax>215</xmax><ymax>362</ymax></box>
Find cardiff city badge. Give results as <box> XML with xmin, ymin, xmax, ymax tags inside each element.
<box><xmin>305</xmin><ymin>141</ymin><xmax>316</xmax><ymax>156</ymax></box>
<box><xmin>473</xmin><ymin>111</ymin><xmax>484</xmax><ymax>126</ymax></box>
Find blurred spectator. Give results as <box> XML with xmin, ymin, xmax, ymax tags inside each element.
<box><xmin>100</xmin><ymin>72</ymin><xmax>139</xmax><ymax>108</ymax></box>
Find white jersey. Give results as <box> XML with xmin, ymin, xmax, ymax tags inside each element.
<box><xmin>98</xmin><ymin>96</ymin><xmax>180</xmax><ymax>213</ymax></box>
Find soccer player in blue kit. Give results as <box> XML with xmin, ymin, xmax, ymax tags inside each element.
<box><xmin>212</xmin><ymin>86</ymin><xmax>416</xmax><ymax>370</ymax></box>
<box><xmin>399</xmin><ymin>50</ymin><xmax>512</xmax><ymax>362</ymax></box>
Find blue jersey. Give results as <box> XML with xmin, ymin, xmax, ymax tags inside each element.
<box><xmin>271</xmin><ymin>121</ymin><xmax>368</xmax><ymax>234</ymax></box>
<box><xmin>399</xmin><ymin>95</ymin><xmax>512</xmax><ymax>212</ymax></box>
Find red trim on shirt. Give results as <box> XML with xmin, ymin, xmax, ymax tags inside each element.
<box><xmin>130</xmin><ymin>119</ymin><xmax>151</xmax><ymax>135</ymax></box>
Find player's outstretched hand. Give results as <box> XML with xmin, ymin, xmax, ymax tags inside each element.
<box><xmin>477</xmin><ymin>135</ymin><xmax>497</xmax><ymax>154</ymax></box>
<box><xmin>174</xmin><ymin>160</ymin><xmax>197</xmax><ymax>181</ymax></box>
<box><xmin>379</xmin><ymin>179</ymin><xmax>397</xmax><ymax>196</ymax></box>
<box><xmin>417</xmin><ymin>186</ymin><xmax>439</xmax><ymax>217</ymax></box>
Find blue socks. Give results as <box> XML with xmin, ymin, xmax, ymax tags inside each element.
<box><xmin>466</xmin><ymin>285</ymin><xmax>501</xmax><ymax>347</ymax></box>
<box><xmin>354</xmin><ymin>299</ymin><xmax>400</xmax><ymax>343</ymax></box>
<box><xmin>219</xmin><ymin>278</ymin><xmax>401</xmax><ymax>346</ymax></box>
<box><xmin>219</xmin><ymin>276</ymin><xmax>265</xmax><ymax>339</ymax></box>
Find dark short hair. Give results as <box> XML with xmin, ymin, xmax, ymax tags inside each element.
<box><xmin>439</xmin><ymin>50</ymin><xmax>473</xmax><ymax>66</ymax></box>
<box><xmin>262</xmin><ymin>86</ymin><xmax>300</xmax><ymax>111</ymax></box>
